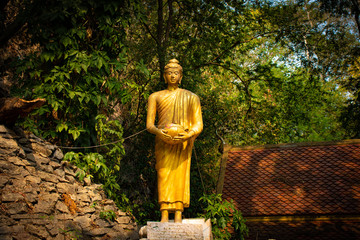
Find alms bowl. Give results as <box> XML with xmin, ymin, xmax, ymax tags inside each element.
<box><xmin>162</xmin><ymin>124</ymin><xmax>186</xmax><ymax>144</ymax></box>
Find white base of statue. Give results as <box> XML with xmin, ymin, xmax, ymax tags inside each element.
<box><xmin>142</xmin><ymin>218</ymin><xmax>212</xmax><ymax>240</ymax></box>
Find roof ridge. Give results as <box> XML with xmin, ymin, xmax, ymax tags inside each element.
<box><xmin>229</xmin><ymin>139</ymin><xmax>360</xmax><ymax>151</ymax></box>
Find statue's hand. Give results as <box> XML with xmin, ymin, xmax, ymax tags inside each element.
<box><xmin>158</xmin><ymin>129</ymin><xmax>172</xmax><ymax>142</ymax></box>
<box><xmin>173</xmin><ymin>131</ymin><xmax>194</xmax><ymax>142</ymax></box>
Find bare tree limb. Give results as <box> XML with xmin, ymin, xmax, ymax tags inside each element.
<box><xmin>203</xmin><ymin>62</ymin><xmax>253</xmax><ymax>118</ymax></box>
<box><xmin>193</xmin><ymin>31</ymin><xmax>277</xmax><ymax>70</ymax></box>
<box><xmin>140</xmin><ymin>19</ymin><xmax>159</xmax><ymax>45</ymax></box>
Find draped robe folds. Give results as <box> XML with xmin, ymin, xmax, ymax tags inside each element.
<box><xmin>155</xmin><ymin>88</ymin><xmax>203</xmax><ymax>212</ymax></box>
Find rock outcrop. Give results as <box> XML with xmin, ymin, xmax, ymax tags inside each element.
<box><xmin>0</xmin><ymin>125</ymin><xmax>139</xmax><ymax>239</ymax></box>
<box><xmin>0</xmin><ymin>98</ymin><xmax>46</xmax><ymax>125</ymax></box>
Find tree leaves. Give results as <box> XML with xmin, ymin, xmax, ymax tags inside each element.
<box><xmin>199</xmin><ymin>194</ymin><xmax>248</xmax><ymax>240</ymax></box>
<box><xmin>7</xmin><ymin>0</ymin><xmax>358</xmax><ymax>227</ymax></box>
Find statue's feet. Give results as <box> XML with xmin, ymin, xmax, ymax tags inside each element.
<box><xmin>174</xmin><ymin>211</ymin><xmax>182</xmax><ymax>223</ymax></box>
<box><xmin>160</xmin><ymin>210</ymin><xmax>169</xmax><ymax>222</ymax></box>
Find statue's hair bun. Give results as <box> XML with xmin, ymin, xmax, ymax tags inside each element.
<box><xmin>168</xmin><ymin>59</ymin><xmax>179</xmax><ymax>64</ymax></box>
<box><xmin>164</xmin><ymin>59</ymin><xmax>182</xmax><ymax>72</ymax></box>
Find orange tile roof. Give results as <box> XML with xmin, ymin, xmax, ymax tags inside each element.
<box><xmin>245</xmin><ymin>220</ymin><xmax>360</xmax><ymax>240</ymax></box>
<box><xmin>222</xmin><ymin>141</ymin><xmax>360</xmax><ymax>217</ymax></box>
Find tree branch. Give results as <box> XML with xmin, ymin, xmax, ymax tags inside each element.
<box><xmin>0</xmin><ymin>12</ymin><xmax>27</xmax><ymax>48</ymax></box>
<box><xmin>157</xmin><ymin>0</ymin><xmax>165</xmax><ymax>82</ymax></box>
<box><xmin>203</xmin><ymin>62</ymin><xmax>253</xmax><ymax>118</ymax></box>
<box><xmin>140</xmin><ymin>19</ymin><xmax>159</xmax><ymax>45</ymax></box>
<box><xmin>164</xmin><ymin>0</ymin><xmax>173</xmax><ymax>44</ymax></box>
<box><xmin>0</xmin><ymin>0</ymin><xmax>10</xmax><ymax>31</ymax></box>
<box><xmin>157</xmin><ymin>0</ymin><xmax>164</xmax><ymax>46</ymax></box>
<box><xmin>351</xmin><ymin>0</ymin><xmax>360</xmax><ymax>35</ymax></box>
<box><xmin>194</xmin><ymin>31</ymin><xmax>277</xmax><ymax>70</ymax></box>
<box><xmin>0</xmin><ymin>0</ymin><xmax>42</xmax><ymax>48</ymax></box>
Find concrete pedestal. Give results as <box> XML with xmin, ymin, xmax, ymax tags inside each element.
<box><xmin>144</xmin><ymin>218</ymin><xmax>212</xmax><ymax>240</ymax></box>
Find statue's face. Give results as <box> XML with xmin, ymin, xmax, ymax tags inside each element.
<box><xmin>164</xmin><ymin>67</ymin><xmax>182</xmax><ymax>85</ymax></box>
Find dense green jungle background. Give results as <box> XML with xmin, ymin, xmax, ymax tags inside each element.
<box><xmin>1</xmin><ymin>0</ymin><xmax>359</xmax><ymax>238</ymax></box>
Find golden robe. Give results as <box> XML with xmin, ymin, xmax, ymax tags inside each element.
<box><xmin>155</xmin><ymin>88</ymin><xmax>203</xmax><ymax>212</ymax></box>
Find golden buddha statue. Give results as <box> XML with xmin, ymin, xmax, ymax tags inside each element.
<box><xmin>146</xmin><ymin>59</ymin><xmax>203</xmax><ymax>223</ymax></box>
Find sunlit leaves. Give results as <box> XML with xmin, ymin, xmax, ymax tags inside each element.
<box><xmin>199</xmin><ymin>194</ymin><xmax>248</xmax><ymax>240</ymax></box>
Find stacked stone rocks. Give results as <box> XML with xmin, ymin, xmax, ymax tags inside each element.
<box><xmin>0</xmin><ymin>125</ymin><xmax>139</xmax><ymax>240</ymax></box>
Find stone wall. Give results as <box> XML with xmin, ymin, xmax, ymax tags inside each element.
<box><xmin>0</xmin><ymin>125</ymin><xmax>139</xmax><ymax>240</ymax></box>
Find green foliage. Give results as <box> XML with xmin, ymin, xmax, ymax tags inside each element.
<box><xmin>199</xmin><ymin>194</ymin><xmax>248</xmax><ymax>240</ymax></box>
<box><xmin>197</xmin><ymin>17</ymin><xmax>348</xmax><ymax>146</ymax></box>
<box><xmin>64</xmin><ymin>149</ymin><xmax>134</xmax><ymax>212</ymax></box>
<box><xmin>60</xmin><ymin>228</ymin><xmax>82</xmax><ymax>240</ymax></box>
<box><xmin>6</xmin><ymin>0</ymin><xmax>359</xmax><ymax>226</ymax></box>
<box><xmin>95</xmin><ymin>114</ymin><xmax>125</xmax><ymax>168</ymax></box>
<box><xmin>63</xmin><ymin>114</ymin><xmax>129</xmax><ymax>212</ymax></box>
<box><xmin>64</xmin><ymin>151</ymin><xmax>121</xmax><ymax>197</ymax></box>
<box><xmin>341</xmin><ymin>57</ymin><xmax>360</xmax><ymax>138</ymax></box>
<box><xmin>13</xmin><ymin>0</ymin><xmax>130</xmax><ymax>145</ymax></box>
<box><xmin>100</xmin><ymin>210</ymin><xmax>117</xmax><ymax>221</ymax></box>
<box><xmin>130</xmin><ymin>199</ymin><xmax>161</xmax><ymax>224</ymax></box>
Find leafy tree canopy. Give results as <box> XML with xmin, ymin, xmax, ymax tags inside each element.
<box><xmin>1</xmin><ymin>0</ymin><xmax>358</xmax><ymax>228</ymax></box>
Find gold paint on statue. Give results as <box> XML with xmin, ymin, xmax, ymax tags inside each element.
<box><xmin>146</xmin><ymin>59</ymin><xmax>203</xmax><ymax>223</ymax></box>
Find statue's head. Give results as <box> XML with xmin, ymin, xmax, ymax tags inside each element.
<box><xmin>164</xmin><ymin>59</ymin><xmax>183</xmax><ymax>85</ymax></box>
